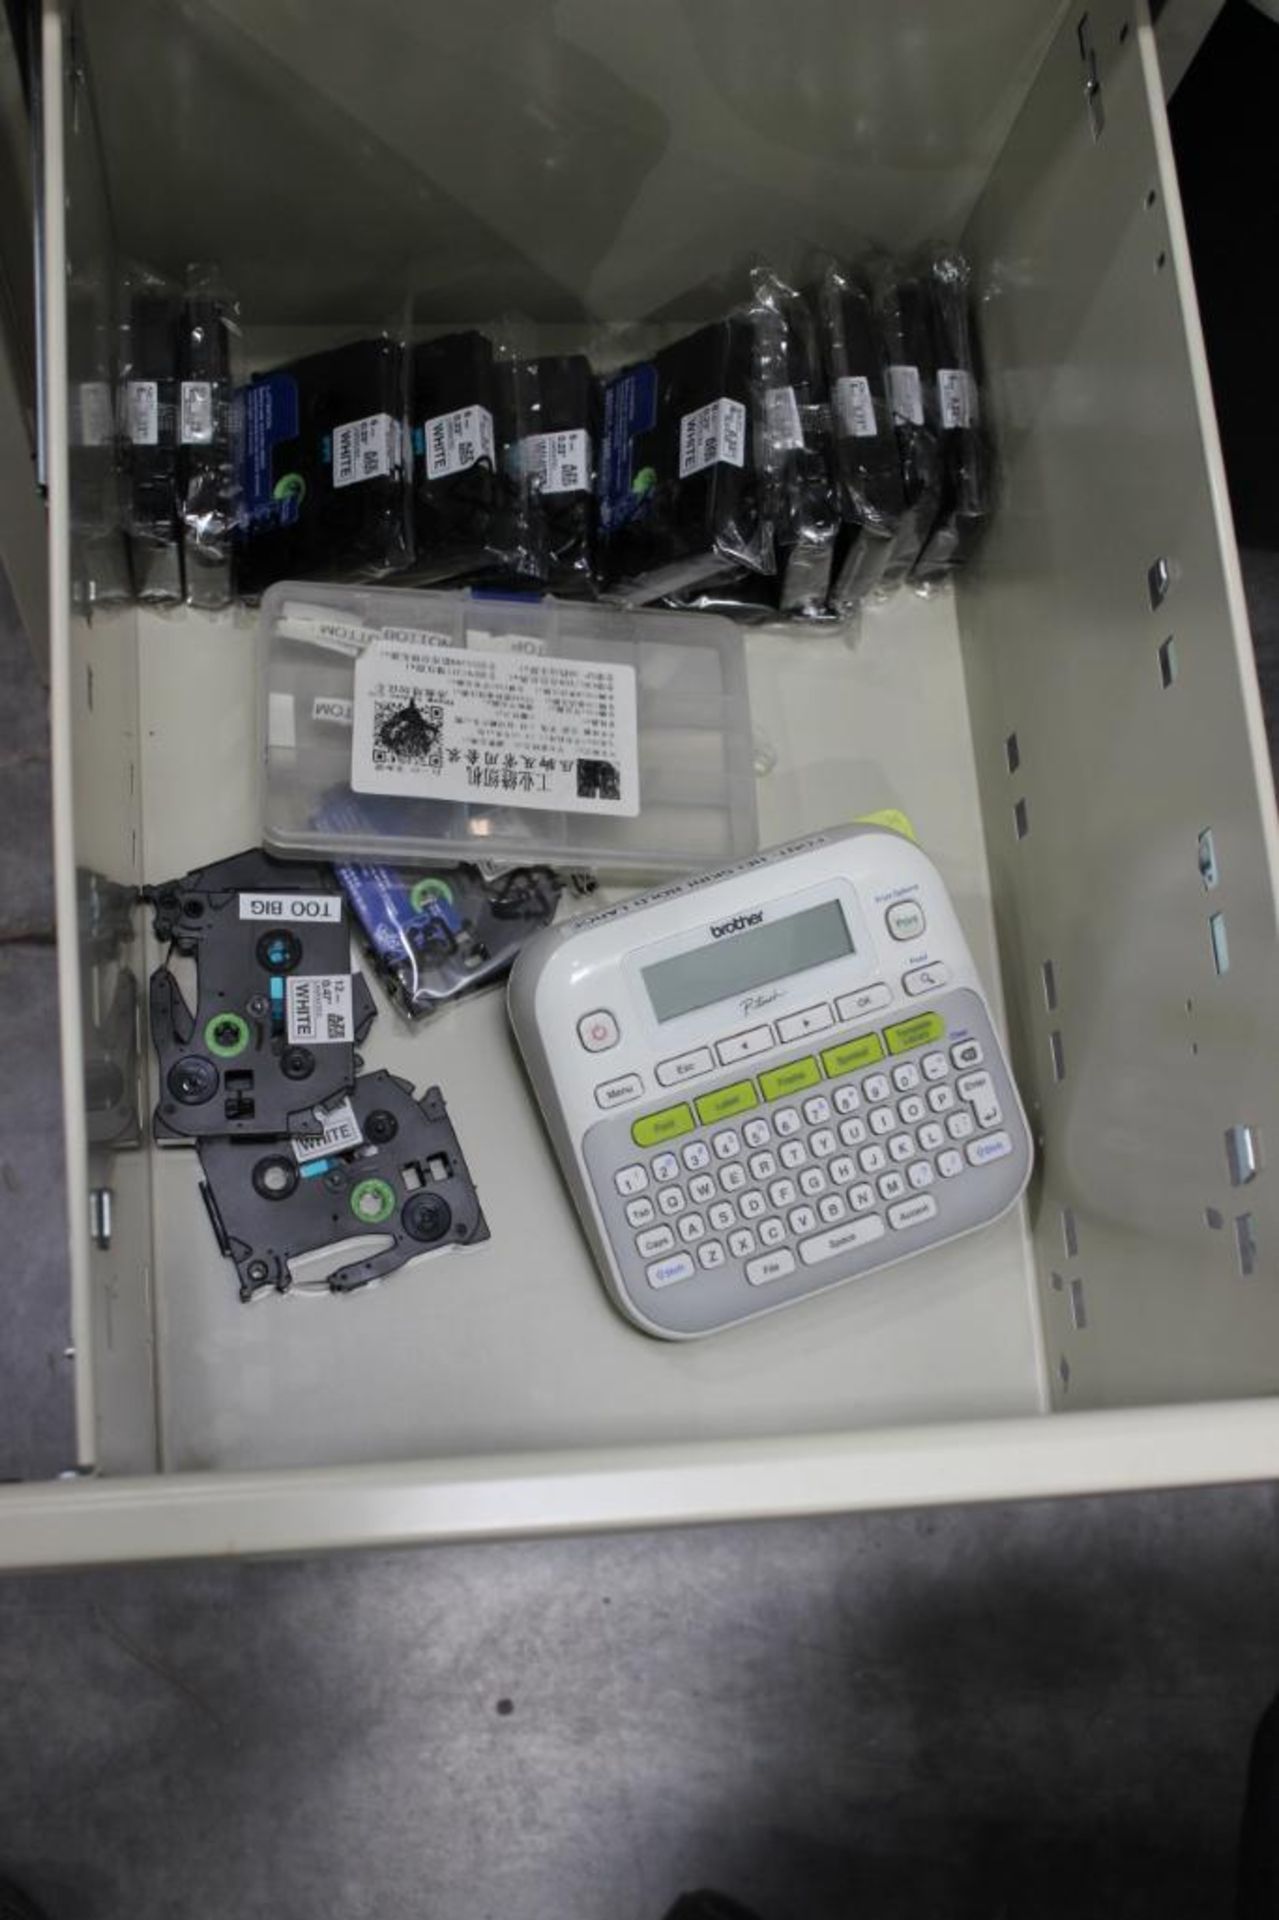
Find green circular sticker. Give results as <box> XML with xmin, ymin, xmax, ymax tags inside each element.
<box><xmin>349</xmin><ymin>1177</ymin><xmax>396</xmax><ymax>1227</ymax></box>
<box><xmin>273</xmin><ymin>472</ymin><xmax>307</xmax><ymax>506</ymax></box>
<box><xmin>203</xmin><ymin>1011</ymin><xmax>250</xmax><ymax>1058</ymax></box>
<box><xmin>410</xmin><ymin>876</ymin><xmax>455</xmax><ymax>911</ymax></box>
<box><xmin>632</xmin><ymin>465</ymin><xmax>657</xmax><ymax>498</ymax></box>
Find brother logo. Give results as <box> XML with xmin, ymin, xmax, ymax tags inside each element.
<box><xmin>709</xmin><ymin>910</ymin><xmax>765</xmax><ymax>939</ymax></box>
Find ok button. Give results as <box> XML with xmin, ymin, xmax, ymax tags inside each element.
<box><xmin>578</xmin><ymin>1009</ymin><xmax>620</xmax><ymax>1052</ymax></box>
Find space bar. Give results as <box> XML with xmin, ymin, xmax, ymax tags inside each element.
<box><xmin>799</xmin><ymin>1215</ymin><xmax>886</xmax><ymax>1267</ymax></box>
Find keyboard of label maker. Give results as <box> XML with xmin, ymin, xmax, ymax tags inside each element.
<box><xmin>584</xmin><ymin>994</ymin><xmax>1026</xmax><ymax>1317</ymax></box>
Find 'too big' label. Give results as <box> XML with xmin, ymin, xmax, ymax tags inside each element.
<box><xmin>238</xmin><ymin>892</ymin><xmax>343</xmax><ymax>923</ymax></box>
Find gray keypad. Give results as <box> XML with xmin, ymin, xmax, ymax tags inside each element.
<box><xmin>585</xmin><ymin>990</ymin><xmax>1028</xmax><ymax>1336</ymax></box>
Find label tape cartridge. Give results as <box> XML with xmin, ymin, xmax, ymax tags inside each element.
<box><xmin>145</xmin><ymin>848</ymin><xmax>375</xmax><ymax>1142</ymax></box>
<box><xmin>198</xmin><ymin>1069</ymin><xmax>489</xmax><ymax>1299</ymax></box>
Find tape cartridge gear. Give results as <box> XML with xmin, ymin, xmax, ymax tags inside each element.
<box><xmin>145</xmin><ymin>849</ymin><xmax>376</xmax><ymax>1142</ymax></box>
<box><xmin>198</xmin><ymin>1069</ymin><xmax>489</xmax><ymax>1299</ymax></box>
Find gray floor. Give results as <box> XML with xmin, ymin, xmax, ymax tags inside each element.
<box><xmin>0</xmin><ymin>1491</ymin><xmax>1277</xmax><ymax>1920</ymax></box>
<box><xmin>0</xmin><ymin>561</ymin><xmax>73</xmax><ymax>1481</ymax></box>
<box><xmin>2</xmin><ymin>573</ymin><xmax>1279</xmax><ymax>1918</ymax></box>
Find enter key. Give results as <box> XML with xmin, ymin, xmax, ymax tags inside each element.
<box><xmin>957</xmin><ymin>1070</ymin><xmax>1002</xmax><ymax>1130</ymax></box>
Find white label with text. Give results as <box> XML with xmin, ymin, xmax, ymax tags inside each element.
<box><xmin>352</xmin><ymin>636</ymin><xmax>639</xmax><ymax>816</ymax></box>
<box><xmin>180</xmin><ymin>380</ymin><xmax>214</xmax><ymax>444</ymax></box>
<box><xmin>76</xmin><ymin>382</ymin><xmax>114</xmax><ymax>447</ymax></box>
<box><xmin>238</xmin><ymin>892</ymin><xmax>343</xmax><ymax>923</ymax></box>
<box><xmin>834</xmin><ymin>374</ymin><xmax>877</xmax><ymax>438</ymax></box>
<box><xmin>292</xmin><ymin>1096</ymin><xmax>363</xmax><ymax>1165</ymax></box>
<box><xmin>333</xmin><ymin>412</ymin><xmax>400</xmax><ymax>489</ymax></box>
<box><xmin>126</xmin><ymin>380</ymin><xmax>159</xmax><ymax>445</ymax></box>
<box><xmin>764</xmin><ymin>386</ymin><xmax>804</xmax><ymax>451</ymax></box>
<box><xmin>678</xmin><ymin>397</ymin><xmax>746</xmax><ymax>477</ymax></box>
<box><xmin>286</xmin><ymin>974</ymin><xmax>354</xmax><ymax>1045</ymax></box>
<box><xmin>888</xmin><ymin>364</ymin><xmax>924</xmax><ymax>427</ymax></box>
<box><xmin>468</xmin><ymin>630</ymin><xmax>548</xmax><ymax>657</ymax></box>
<box><xmin>423</xmin><ymin>404</ymin><xmax>495</xmax><ymax>480</ymax></box>
<box><xmin>937</xmin><ymin>367</ymin><xmax>976</xmax><ymax>429</ymax></box>
<box><xmin>378</xmin><ymin>625</ymin><xmax>454</xmax><ymax>649</ymax></box>
<box><xmin>523</xmin><ymin>428</ymin><xmax>590</xmax><ymax>494</ymax></box>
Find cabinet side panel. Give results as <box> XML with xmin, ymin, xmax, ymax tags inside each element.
<box><xmin>961</xmin><ymin>0</ymin><xmax>1279</xmax><ymax>1408</ymax></box>
<box><xmin>44</xmin><ymin>0</ymin><xmax>157</xmax><ymax>1472</ymax></box>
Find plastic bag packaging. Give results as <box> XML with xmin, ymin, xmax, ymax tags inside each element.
<box><xmin>406</xmin><ymin>329</ymin><xmax>507</xmax><ymax>585</ymax></box>
<box><xmin>119</xmin><ymin>264</ymin><xmax>183</xmax><ymax>604</ymax></box>
<box><xmin>179</xmin><ymin>264</ymin><xmax>240</xmax><ymax>609</ymax></box>
<box><xmin>909</xmin><ymin>245</ymin><xmax>990</xmax><ymax>591</ymax></box>
<box><xmin>809</xmin><ymin>254</ymin><xmax>905</xmax><ymax>617</ymax></box>
<box><xmin>597</xmin><ymin>315</ymin><xmax>773</xmax><ymax>606</ymax></box>
<box><xmin>519</xmin><ymin>353</ymin><xmax>598</xmax><ymax>595</ymax></box>
<box><xmin>747</xmin><ymin>261</ymin><xmax>838</xmax><ymax>620</ymax></box>
<box><xmin>332</xmin><ymin>854</ymin><xmax>566</xmax><ymax>1020</ymax></box>
<box><xmin>67</xmin><ymin>277</ymin><xmax>131</xmax><ymax>611</ymax></box>
<box><xmin>868</xmin><ymin>257</ymin><xmax>944</xmax><ymax>596</ymax></box>
<box><xmin>658</xmin><ymin>571</ymin><xmax>780</xmax><ymax>623</ymax></box>
<box><xmin>482</xmin><ymin>323</ymin><xmax>546</xmax><ymax>589</ymax></box>
<box><xmin>233</xmin><ymin>333</ymin><xmax>411</xmax><ymax>601</ymax></box>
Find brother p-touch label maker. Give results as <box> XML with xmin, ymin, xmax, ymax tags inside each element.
<box><xmin>508</xmin><ymin>825</ymin><xmax>1032</xmax><ymax>1338</ymax></box>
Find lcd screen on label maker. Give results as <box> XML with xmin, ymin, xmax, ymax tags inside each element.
<box><xmin>641</xmin><ymin>899</ymin><xmax>853</xmax><ymax>1023</ymax></box>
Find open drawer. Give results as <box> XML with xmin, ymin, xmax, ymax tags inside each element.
<box><xmin>9</xmin><ymin>0</ymin><xmax>1279</xmax><ymax>1568</ymax></box>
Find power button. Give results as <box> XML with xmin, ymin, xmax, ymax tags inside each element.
<box><xmin>578</xmin><ymin>1008</ymin><xmax>620</xmax><ymax>1053</ymax></box>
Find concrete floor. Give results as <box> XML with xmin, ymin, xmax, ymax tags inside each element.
<box><xmin>0</xmin><ymin>1489</ymin><xmax>1277</xmax><ymax>1920</ymax></box>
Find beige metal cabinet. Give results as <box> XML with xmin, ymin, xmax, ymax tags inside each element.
<box><xmin>7</xmin><ymin>0</ymin><xmax>1279</xmax><ymax>1569</ymax></box>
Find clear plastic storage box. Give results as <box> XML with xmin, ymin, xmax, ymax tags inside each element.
<box><xmin>260</xmin><ymin>583</ymin><xmax>759</xmax><ymax>874</ymax></box>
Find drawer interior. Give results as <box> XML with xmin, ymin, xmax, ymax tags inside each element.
<box><xmin>126</xmin><ymin>592</ymin><xmax>1042</xmax><ymax>1474</ymax></box>
<box><xmin>53</xmin><ymin>0</ymin><xmax>1279</xmax><ymax>1485</ymax></box>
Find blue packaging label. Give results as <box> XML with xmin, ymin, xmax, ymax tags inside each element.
<box><xmin>240</xmin><ymin>373</ymin><xmax>304</xmax><ymax>528</ymax></box>
<box><xmin>599</xmin><ymin>363</ymin><xmax>657</xmax><ymax>533</ymax></box>
<box><xmin>320</xmin><ymin>792</ymin><xmax>466</xmax><ymax>962</ymax></box>
<box><xmin>334</xmin><ymin>860</ymin><xmax>464</xmax><ymax>963</ymax></box>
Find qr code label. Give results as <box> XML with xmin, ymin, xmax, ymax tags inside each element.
<box><xmin>180</xmin><ymin>380</ymin><xmax>214</xmax><ymax>444</ymax></box>
<box><xmin>371</xmin><ymin>697</ymin><xmax>444</xmax><ymax>772</ymax></box>
<box><xmin>678</xmin><ymin>397</ymin><xmax>746</xmax><ymax>478</ymax></box>
<box><xmin>285</xmin><ymin>974</ymin><xmax>354</xmax><ymax>1045</ymax></box>
<box><xmin>332</xmin><ymin>412</ymin><xmax>399</xmax><ymax>490</ymax></box>
<box><xmin>351</xmin><ymin>636</ymin><xmax>639</xmax><ymax>817</ymax></box>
